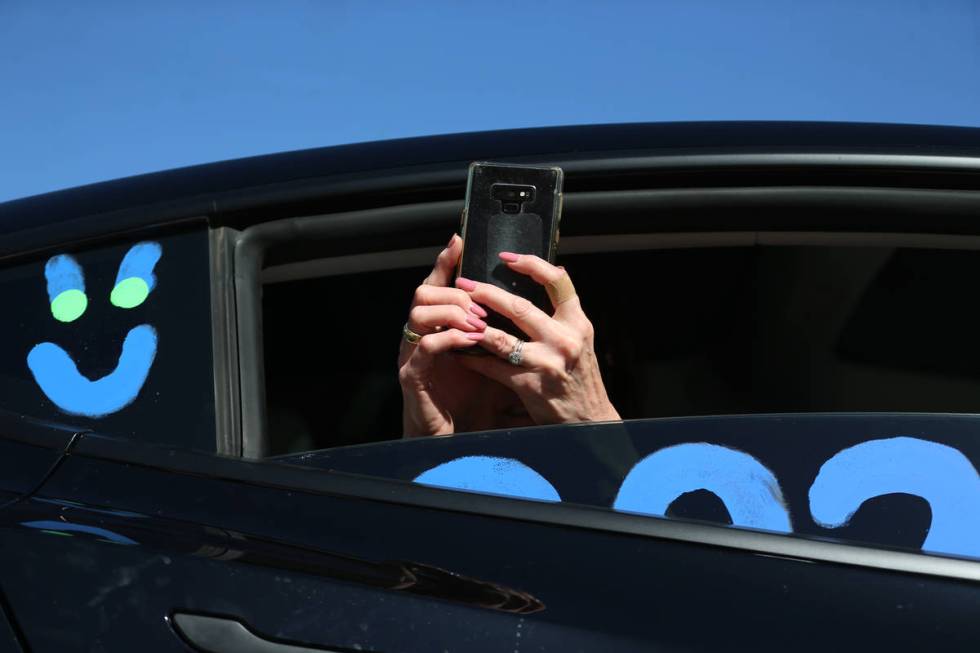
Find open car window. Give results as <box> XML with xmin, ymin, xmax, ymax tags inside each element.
<box><xmin>258</xmin><ymin>235</ymin><xmax>980</xmax><ymax>563</ymax></box>
<box><xmin>264</xmin><ymin>242</ymin><xmax>980</xmax><ymax>451</ymax></box>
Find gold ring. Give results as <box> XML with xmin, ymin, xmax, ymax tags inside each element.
<box><xmin>545</xmin><ymin>273</ymin><xmax>576</xmax><ymax>306</ymax></box>
<box><xmin>402</xmin><ymin>322</ymin><xmax>422</xmax><ymax>345</ymax></box>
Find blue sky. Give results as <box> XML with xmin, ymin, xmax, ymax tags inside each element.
<box><xmin>1</xmin><ymin>1</ymin><xmax>978</xmax><ymax>202</ymax></box>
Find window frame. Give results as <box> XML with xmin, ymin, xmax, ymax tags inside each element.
<box><xmin>230</xmin><ymin>155</ymin><xmax>980</xmax><ymax>457</ymax></box>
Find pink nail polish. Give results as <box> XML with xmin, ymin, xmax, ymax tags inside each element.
<box><xmin>499</xmin><ymin>251</ymin><xmax>520</xmax><ymax>262</ymax></box>
<box><xmin>465</xmin><ymin>332</ymin><xmax>485</xmax><ymax>341</ymax></box>
<box><xmin>456</xmin><ymin>277</ymin><xmax>477</xmax><ymax>291</ymax></box>
<box><xmin>468</xmin><ymin>303</ymin><xmax>488</xmax><ymax>318</ymax></box>
<box><xmin>465</xmin><ymin>316</ymin><xmax>487</xmax><ymax>330</ymax></box>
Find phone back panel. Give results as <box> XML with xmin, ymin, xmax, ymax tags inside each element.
<box><xmin>459</xmin><ymin>163</ymin><xmax>563</xmax><ymax>335</ymax></box>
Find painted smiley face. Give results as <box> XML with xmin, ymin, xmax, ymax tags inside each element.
<box><xmin>26</xmin><ymin>242</ymin><xmax>162</xmax><ymax>418</ymax></box>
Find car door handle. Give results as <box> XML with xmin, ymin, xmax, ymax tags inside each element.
<box><xmin>172</xmin><ymin>613</ymin><xmax>353</xmax><ymax>653</ymax></box>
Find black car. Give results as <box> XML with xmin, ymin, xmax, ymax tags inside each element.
<box><xmin>0</xmin><ymin>122</ymin><xmax>977</xmax><ymax>652</ymax></box>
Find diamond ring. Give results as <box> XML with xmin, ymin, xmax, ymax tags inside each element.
<box><xmin>508</xmin><ymin>338</ymin><xmax>525</xmax><ymax>365</ymax></box>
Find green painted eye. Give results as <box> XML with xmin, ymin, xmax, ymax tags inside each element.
<box><xmin>51</xmin><ymin>288</ymin><xmax>88</xmax><ymax>322</ymax></box>
<box><xmin>110</xmin><ymin>277</ymin><xmax>150</xmax><ymax>309</ymax></box>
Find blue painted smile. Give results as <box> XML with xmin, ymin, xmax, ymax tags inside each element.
<box><xmin>27</xmin><ymin>324</ymin><xmax>158</xmax><ymax>418</ymax></box>
<box><xmin>26</xmin><ymin>242</ymin><xmax>162</xmax><ymax>418</ymax></box>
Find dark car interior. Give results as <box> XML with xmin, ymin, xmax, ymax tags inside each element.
<box><xmin>262</xmin><ymin>229</ymin><xmax>980</xmax><ymax>455</ymax></box>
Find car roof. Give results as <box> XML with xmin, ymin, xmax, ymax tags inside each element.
<box><xmin>3</xmin><ymin>121</ymin><xmax>980</xmax><ymax>258</ymax></box>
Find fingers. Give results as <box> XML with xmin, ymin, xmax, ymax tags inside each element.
<box><xmin>401</xmin><ymin>326</ymin><xmax>483</xmax><ymax>375</ymax></box>
<box><xmin>424</xmin><ymin>234</ymin><xmax>462</xmax><ymax>287</ymax></box>
<box><xmin>498</xmin><ymin>252</ymin><xmax>565</xmax><ymax>288</ymax></box>
<box><xmin>408</xmin><ymin>304</ymin><xmax>486</xmax><ymax>336</ymax></box>
<box><xmin>413</xmin><ymin>328</ymin><xmax>485</xmax><ymax>358</ymax></box>
<box><xmin>473</xmin><ymin>326</ymin><xmax>545</xmax><ymax>367</ymax></box>
<box><xmin>455</xmin><ymin>351</ymin><xmax>526</xmax><ymax>392</ymax></box>
<box><xmin>455</xmin><ymin>277</ymin><xmax>560</xmax><ymax>342</ymax></box>
<box><xmin>413</xmin><ymin>284</ymin><xmax>488</xmax><ymax>313</ymax></box>
<box><xmin>497</xmin><ymin>252</ymin><xmax>589</xmax><ymax>328</ymax></box>
<box><xmin>405</xmin><ymin>253</ymin><xmax>489</xmax><ymax>346</ymax></box>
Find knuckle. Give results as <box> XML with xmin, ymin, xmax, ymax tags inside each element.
<box><xmin>408</xmin><ymin>305</ymin><xmax>425</xmax><ymax>324</ymax></box>
<box><xmin>543</xmin><ymin>264</ymin><xmax>563</xmax><ymax>282</ymax></box>
<box><xmin>419</xmin><ymin>335</ymin><xmax>438</xmax><ymax>354</ymax></box>
<box><xmin>397</xmin><ymin>364</ymin><xmax>415</xmax><ymax>387</ymax></box>
<box><xmin>511</xmin><ymin>296</ymin><xmax>533</xmax><ymax>317</ymax></box>
<box><xmin>451</xmin><ymin>288</ymin><xmax>470</xmax><ymax>306</ymax></box>
<box><xmin>555</xmin><ymin>335</ymin><xmax>583</xmax><ymax>359</ymax></box>
<box><xmin>540</xmin><ymin>363</ymin><xmax>565</xmax><ymax>382</ymax></box>
<box><xmin>490</xmin><ymin>329</ymin><xmax>510</xmax><ymax>350</ymax></box>
<box><xmin>413</xmin><ymin>284</ymin><xmax>430</xmax><ymax>304</ymax></box>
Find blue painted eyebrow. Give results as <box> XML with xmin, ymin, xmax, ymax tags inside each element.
<box><xmin>114</xmin><ymin>241</ymin><xmax>162</xmax><ymax>289</ymax></box>
<box><xmin>44</xmin><ymin>254</ymin><xmax>85</xmax><ymax>302</ymax></box>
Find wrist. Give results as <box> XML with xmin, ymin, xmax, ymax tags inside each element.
<box><xmin>403</xmin><ymin>409</ymin><xmax>454</xmax><ymax>438</ymax></box>
<box><xmin>591</xmin><ymin>399</ymin><xmax>621</xmax><ymax>423</ymax></box>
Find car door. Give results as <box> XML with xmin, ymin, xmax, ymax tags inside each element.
<box><xmin>1</xmin><ymin>417</ymin><xmax>979</xmax><ymax>652</ymax></box>
<box><xmin>0</xmin><ymin>417</ymin><xmax>77</xmax><ymax>653</ymax></box>
<box><xmin>0</xmin><ymin>225</ymin><xmax>216</xmax><ymax>650</ymax></box>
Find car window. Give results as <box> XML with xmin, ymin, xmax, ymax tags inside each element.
<box><xmin>0</xmin><ymin>229</ymin><xmax>216</xmax><ymax>451</ymax></box>
<box><xmin>258</xmin><ymin>236</ymin><xmax>980</xmax><ymax>562</ymax></box>
<box><xmin>275</xmin><ymin>413</ymin><xmax>980</xmax><ymax>561</ymax></box>
<box><xmin>263</xmin><ymin>244</ymin><xmax>980</xmax><ymax>453</ymax></box>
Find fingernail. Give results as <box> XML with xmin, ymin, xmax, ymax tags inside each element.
<box><xmin>456</xmin><ymin>277</ymin><xmax>477</xmax><ymax>291</ymax></box>
<box><xmin>465</xmin><ymin>332</ymin><xmax>485</xmax><ymax>341</ymax></box>
<box><xmin>468</xmin><ymin>303</ymin><xmax>488</xmax><ymax>318</ymax></box>
<box><xmin>448</xmin><ymin>234</ymin><xmax>457</xmax><ymax>247</ymax></box>
<box><xmin>499</xmin><ymin>252</ymin><xmax>520</xmax><ymax>262</ymax></box>
<box><xmin>466</xmin><ymin>316</ymin><xmax>487</xmax><ymax>330</ymax></box>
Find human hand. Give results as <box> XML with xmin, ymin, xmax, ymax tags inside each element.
<box><xmin>453</xmin><ymin>253</ymin><xmax>621</xmax><ymax>426</ymax></box>
<box><xmin>398</xmin><ymin>235</ymin><xmax>490</xmax><ymax>437</ymax></box>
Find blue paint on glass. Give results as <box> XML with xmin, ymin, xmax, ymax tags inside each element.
<box><xmin>414</xmin><ymin>455</ymin><xmax>561</xmax><ymax>502</ymax></box>
<box><xmin>114</xmin><ymin>241</ymin><xmax>162</xmax><ymax>290</ymax></box>
<box><xmin>809</xmin><ymin>436</ymin><xmax>980</xmax><ymax>559</ymax></box>
<box><xmin>21</xmin><ymin>520</ymin><xmax>137</xmax><ymax>545</ymax></box>
<box><xmin>614</xmin><ymin>443</ymin><xmax>792</xmax><ymax>533</ymax></box>
<box><xmin>27</xmin><ymin>324</ymin><xmax>158</xmax><ymax>418</ymax></box>
<box><xmin>44</xmin><ymin>254</ymin><xmax>84</xmax><ymax>301</ymax></box>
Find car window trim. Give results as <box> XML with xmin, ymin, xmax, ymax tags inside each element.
<box><xmin>210</xmin><ymin>226</ymin><xmax>242</xmax><ymax>457</ymax></box>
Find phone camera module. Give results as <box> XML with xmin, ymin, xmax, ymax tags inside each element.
<box><xmin>492</xmin><ymin>184</ymin><xmax>535</xmax><ymax>215</ymax></box>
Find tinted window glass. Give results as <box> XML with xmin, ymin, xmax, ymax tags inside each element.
<box><xmin>0</xmin><ymin>230</ymin><xmax>215</xmax><ymax>451</ymax></box>
<box><xmin>276</xmin><ymin>414</ymin><xmax>980</xmax><ymax>561</ymax></box>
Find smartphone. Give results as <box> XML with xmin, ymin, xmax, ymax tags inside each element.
<box><xmin>458</xmin><ymin>162</ymin><xmax>564</xmax><ymax>337</ymax></box>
